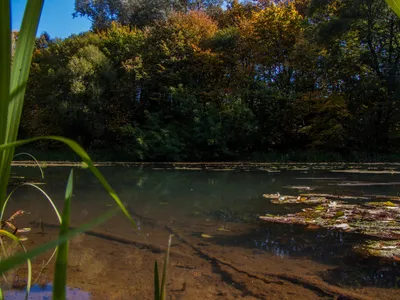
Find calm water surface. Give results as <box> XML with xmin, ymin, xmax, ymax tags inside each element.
<box><xmin>4</xmin><ymin>165</ymin><xmax>400</xmax><ymax>299</ymax></box>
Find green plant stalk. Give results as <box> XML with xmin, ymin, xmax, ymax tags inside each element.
<box><xmin>0</xmin><ymin>0</ymin><xmax>44</xmax><ymax>209</ymax></box>
<box><xmin>0</xmin><ymin>181</ymin><xmax>63</xmax><ymax>275</ymax></box>
<box><xmin>53</xmin><ymin>170</ymin><xmax>73</xmax><ymax>299</ymax></box>
<box><xmin>154</xmin><ymin>261</ymin><xmax>160</xmax><ymax>300</ymax></box>
<box><xmin>13</xmin><ymin>152</ymin><xmax>44</xmax><ymax>178</ymax></box>
<box><xmin>0</xmin><ymin>207</ymin><xmax>119</xmax><ymax>275</ymax></box>
<box><xmin>0</xmin><ymin>0</ymin><xmax>12</xmax><ymax>212</ymax></box>
<box><xmin>0</xmin><ymin>229</ymin><xmax>32</xmax><ymax>299</ymax></box>
<box><xmin>0</xmin><ymin>1</ymin><xmax>137</xmax><ymax>296</ymax></box>
<box><xmin>0</xmin><ymin>0</ymin><xmax>10</xmax><ymax>143</ymax></box>
<box><xmin>386</xmin><ymin>0</ymin><xmax>400</xmax><ymax>17</ymax></box>
<box><xmin>154</xmin><ymin>235</ymin><xmax>172</xmax><ymax>300</ymax></box>
<box><xmin>160</xmin><ymin>235</ymin><xmax>172</xmax><ymax>300</ymax></box>
<box><xmin>0</xmin><ymin>136</ymin><xmax>135</xmax><ymax>225</ymax></box>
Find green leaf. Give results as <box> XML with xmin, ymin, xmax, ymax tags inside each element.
<box><xmin>0</xmin><ymin>207</ymin><xmax>119</xmax><ymax>275</ymax></box>
<box><xmin>0</xmin><ymin>0</ymin><xmax>43</xmax><ymax>211</ymax></box>
<box><xmin>0</xmin><ymin>229</ymin><xmax>32</xmax><ymax>299</ymax></box>
<box><xmin>0</xmin><ymin>0</ymin><xmax>12</xmax><ymax>211</ymax></box>
<box><xmin>0</xmin><ymin>136</ymin><xmax>135</xmax><ymax>226</ymax></box>
<box><xmin>154</xmin><ymin>261</ymin><xmax>160</xmax><ymax>300</ymax></box>
<box><xmin>53</xmin><ymin>169</ymin><xmax>74</xmax><ymax>300</ymax></box>
<box><xmin>160</xmin><ymin>235</ymin><xmax>172</xmax><ymax>300</ymax></box>
<box><xmin>386</xmin><ymin>0</ymin><xmax>400</xmax><ymax>17</ymax></box>
<box><xmin>7</xmin><ymin>0</ymin><xmax>43</xmax><ymax>143</ymax></box>
<box><xmin>0</xmin><ymin>0</ymin><xmax>10</xmax><ymax>145</ymax></box>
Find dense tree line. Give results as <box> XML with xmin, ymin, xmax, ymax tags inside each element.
<box><xmin>19</xmin><ymin>0</ymin><xmax>400</xmax><ymax>161</ymax></box>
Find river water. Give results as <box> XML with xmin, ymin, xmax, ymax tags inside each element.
<box><xmin>3</xmin><ymin>164</ymin><xmax>400</xmax><ymax>299</ymax></box>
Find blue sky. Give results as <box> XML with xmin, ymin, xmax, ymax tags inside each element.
<box><xmin>11</xmin><ymin>0</ymin><xmax>91</xmax><ymax>39</ymax></box>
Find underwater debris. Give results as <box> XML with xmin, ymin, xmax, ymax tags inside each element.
<box><xmin>260</xmin><ymin>194</ymin><xmax>400</xmax><ymax>260</ymax></box>
<box><xmin>333</xmin><ymin>182</ymin><xmax>400</xmax><ymax>186</ymax></box>
<box><xmin>284</xmin><ymin>186</ymin><xmax>314</xmax><ymax>191</ymax></box>
<box><xmin>262</xmin><ymin>193</ymin><xmax>400</xmax><ymax>204</ymax></box>
<box><xmin>364</xmin><ymin>195</ymin><xmax>400</xmax><ymax>202</ymax></box>
<box><xmin>263</xmin><ymin>193</ymin><xmax>345</xmax><ymax>204</ymax></box>
<box><xmin>259</xmin><ymin>201</ymin><xmax>400</xmax><ymax>239</ymax></box>
<box><xmin>353</xmin><ymin>240</ymin><xmax>400</xmax><ymax>260</ymax></box>
<box><xmin>201</xmin><ymin>234</ymin><xmax>213</xmax><ymax>238</ymax></box>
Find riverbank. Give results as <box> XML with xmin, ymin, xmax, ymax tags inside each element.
<box><xmin>11</xmin><ymin>160</ymin><xmax>400</xmax><ymax>174</ymax></box>
<box><xmin>12</xmin><ymin>147</ymin><xmax>400</xmax><ymax>164</ymax></box>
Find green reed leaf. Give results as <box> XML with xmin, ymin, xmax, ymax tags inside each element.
<box><xmin>0</xmin><ymin>207</ymin><xmax>119</xmax><ymax>275</ymax></box>
<box><xmin>7</xmin><ymin>0</ymin><xmax>43</xmax><ymax>143</ymax></box>
<box><xmin>160</xmin><ymin>235</ymin><xmax>172</xmax><ymax>300</ymax></box>
<box><xmin>0</xmin><ymin>0</ymin><xmax>43</xmax><ymax>210</ymax></box>
<box><xmin>0</xmin><ymin>0</ymin><xmax>11</xmax><ymax>144</ymax></box>
<box><xmin>386</xmin><ymin>0</ymin><xmax>400</xmax><ymax>17</ymax></box>
<box><xmin>0</xmin><ymin>229</ymin><xmax>32</xmax><ymax>299</ymax></box>
<box><xmin>154</xmin><ymin>261</ymin><xmax>160</xmax><ymax>300</ymax></box>
<box><xmin>0</xmin><ymin>136</ymin><xmax>135</xmax><ymax>226</ymax></box>
<box><xmin>53</xmin><ymin>170</ymin><xmax>74</xmax><ymax>300</ymax></box>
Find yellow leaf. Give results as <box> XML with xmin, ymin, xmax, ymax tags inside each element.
<box><xmin>201</xmin><ymin>234</ymin><xmax>213</xmax><ymax>238</ymax></box>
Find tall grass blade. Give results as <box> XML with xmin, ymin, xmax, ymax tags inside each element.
<box><xmin>386</xmin><ymin>0</ymin><xmax>400</xmax><ymax>17</ymax></box>
<box><xmin>0</xmin><ymin>0</ymin><xmax>44</xmax><ymax>209</ymax></box>
<box><xmin>0</xmin><ymin>229</ymin><xmax>32</xmax><ymax>299</ymax></box>
<box><xmin>53</xmin><ymin>170</ymin><xmax>74</xmax><ymax>299</ymax></box>
<box><xmin>7</xmin><ymin>0</ymin><xmax>43</xmax><ymax>143</ymax></box>
<box><xmin>0</xmin><ymin>0</ymin><xmax>10</xmax><ymax>143</ymax></box>
<box><xmin>2</xmin><ymin>182</ymin><xmax>64</xmax><ymax>272</ymax></box>
<box><xmin>1</xmin><ymin>183</ymin><xmax>61</xmax><ymax>222</ymax></box>
<box><xmin>154</xmin><ymin>261</ymin><xmax>160</xmax><ymax>300</ymax></box>
<box><xmin>0</xmin><ymin>136</ymin><xmax>135</xmax><ymax>226</ymax></box>
<box><xmin>0</xmin><ymin>0</ymin><xmax>12</xmax><ymax>210</ymax></box>
<box><xmin>160</xmin><ymin>235</ymin><xmax>172</xmax><ymax>300</ymax></box>
<box><xmin>13</xmin><ymin>152</ymin><xmax>44</xmax><ymax>179</ymax></box>
<box><xmin>0</xmin><ymin>207</ymin><xmax>119</xmax><ymax>275</ymax></box>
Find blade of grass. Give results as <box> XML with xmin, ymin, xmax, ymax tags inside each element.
<box><xmin>7</xmin><ymin>0</ymin><xmax>44</xmax><ymax>143</ymax></box>
<box><xmin>0</xmin><ymin>136</ymin><xmax>135</xmax><ymax>226</ymax></box>
<box><xmin>0</xmin><ymin>229</ymin><xmax>32</xmax><ymax>299</ymax></box>
<box><xmin>154</xmin><ymin>261</ymin><xmax>160</xmax><ymax>300</ymax></box>
<box><xmin>1</xmin><ymin>182</ymin><xmax>63</xmax><ymax>280</ymax></box>
<box><xmin>0</xmin><ymin>0</ymin><xmax>10</xmax><ymax>143</ymax></box>
<box><xmin>53</xmin><ymin>169</ymin><xmax>74</xmax><ymax>299</ymax></box>
<box><xmin>13</xmin><ymin>152</ymin><xmax>44</xmax><ymax>179</ymax></box>
<box><xmin>160</xmin><ymin>235</ymin><xmax>172</xmax><ymax>300</ymax></box>
<box><xmin>386</xmin><ymin>0</ymin><xmax>400</xmax><ymax>17</ymax></box>
<box><xmin>0</xmin><ymin>0</ymin><xmax>44</xmax><ymax>209</ymax></box>
<box><xmin>0</xmin><ymin>0</ymin><xmax>12</xmax><ymax>210</ymax></box>
<box><xmin>1</xmin><ymin>183</ymin><xmax>61</xmax><ymax>222</ymax></box>
<box><xmin>0</xmin><ymin>207</ymin><xmax>119</xmax><ymax>275</ymax></box>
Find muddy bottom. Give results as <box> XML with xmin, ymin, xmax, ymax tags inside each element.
<box><xmin>2</xmin><ymin>165</ymin><xmax>400</xmax><ymax>299</ymax></box>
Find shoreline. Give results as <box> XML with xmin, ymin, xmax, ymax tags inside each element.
<box><xmin>11</xmin><ymin>160</ymin><xmax>400</xmax><ymax>172</ymax></box>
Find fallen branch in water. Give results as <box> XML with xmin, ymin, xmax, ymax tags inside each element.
<box><xmin>124</xmin><ymin>208</ymin><xmax>371</xmax><ymax>299</ymax></box>
<box><xmin>164</xmin><ymin>224</ymin><xmax>371</xmax><ymax>300</ymax></box>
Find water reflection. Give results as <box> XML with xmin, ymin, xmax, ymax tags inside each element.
<box><xmin>5</xmin><ymin>284</ymin><xmax>91</xmax><ymax>300</ymax></box>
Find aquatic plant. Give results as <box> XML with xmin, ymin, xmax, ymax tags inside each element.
<box><xmin>262</xmin><ymin>193</ymin><xmax>366</xmax><ymax>204</ymax></box>
<box><xmin>260</xmin><ymin>196</ymin><xmax>400</xmax><ymax>260</ymax></box>
<box><xmin>0</xmin><ymin>1</ymin><xmax>135</xmax><ymax>299</ymax></box>
<box><xmin>154</xmin><ymin>235</ymin><xmax>172</xmax><ymax>300</ymax></box>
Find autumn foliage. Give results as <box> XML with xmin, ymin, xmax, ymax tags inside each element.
<box><xmin>19</xmin><ymin>0</ymin><xmax>400</xmax><ymax>161</ymax></box>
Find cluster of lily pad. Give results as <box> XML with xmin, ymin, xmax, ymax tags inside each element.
<box><xmin>260</xmin><ymin>193</ymin><xmax>400</xmax><ymax>260</ymax></box>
